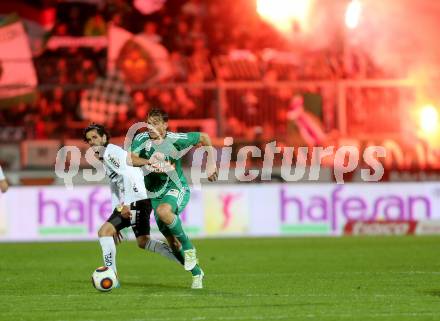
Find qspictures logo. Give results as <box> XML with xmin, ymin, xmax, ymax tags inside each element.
<box><xmin>55</xmin><ymin>121</ymin><xmax>387</xmax><ymax>190</ymax></box>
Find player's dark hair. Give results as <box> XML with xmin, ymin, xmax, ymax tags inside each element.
<box><xmin>83</xmin><ymin>123</ymin><xmax>110</xmax><ymax>144</ymax></box>
<box><xmin>148</xmin><ymin>108</ymin><xmax>169</xmax><ymax>122</ymax></box>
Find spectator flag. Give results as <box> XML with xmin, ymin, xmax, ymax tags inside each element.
<box><xmin>108</xmin><ymin>25</ymin><xmax>172</xmax><ymax>84</ymax></box>
<box><xmin>0</xmin><ymin>3</ymin><xmax>55</xmax><ymax>55</ymax></box>
<box><xmin>80</xmin><ymin>71</ymin><xmax>131</xmax><ymax>125</ymax></box>
<box><xmin>0</xmin><ymin>15</ymin><xmax>37</xmax><ymax>107</ymax></box>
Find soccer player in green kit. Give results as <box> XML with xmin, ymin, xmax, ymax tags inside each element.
<box><xmin>131</xmin><ymin>108</ymin><xmax>218</xmax><ymax>289</ymax></box>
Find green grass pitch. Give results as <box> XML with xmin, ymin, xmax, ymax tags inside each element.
<box><xmin>0</xmin><ymin>236</ymin><xmax>439</xmax><ymax>321</ymax></box>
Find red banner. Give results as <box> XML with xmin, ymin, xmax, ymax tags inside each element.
<box><xmin>344</xmin><ymin>220</ymin><xmax>418</xmax><ymax>236</ymax></box>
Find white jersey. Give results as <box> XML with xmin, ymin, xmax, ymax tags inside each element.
<box><xmin>103</xmin><ymin>144</ymin><xmax>148</xmax><ymax>209</ymax></box>
<box><xmin>0</xmin><ymin>166</ymin><xmax>4</xmax><ymax>180</ymax></box>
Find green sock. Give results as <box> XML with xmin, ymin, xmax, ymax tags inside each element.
<box><xmin>167</xmin><ymin>216</ymin><xmax>193</xmax><ymax>251</ymax></box>
<box><xmin>191</xmin><ymin>264</ymin><xmax>202</xmax><ymax>276</ymax></box>
<box><xmin>176</xmin><ymin>247</ymin><xmax>201</xmax><ymax>276</ymax></box>
<box><xmin>172</xmin><ymin>248</ymin><xmax>185</xmax><ymax>265</ymax></box>
<box><xmin>174</xmin><ymin>241</ymin><xmax>201</xmax><ymax>276</ymax></box>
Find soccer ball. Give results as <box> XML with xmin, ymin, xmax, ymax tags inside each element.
<box><xmin>91</xmin><ymin>266</ymin><xmax>117</xmax><ymax>292</ymax></box>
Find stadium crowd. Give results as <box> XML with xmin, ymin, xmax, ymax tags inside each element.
<box><xmin>0</xmin><ymin>0</ymin><xmax>396</xmax><ymax>142</ymax></box>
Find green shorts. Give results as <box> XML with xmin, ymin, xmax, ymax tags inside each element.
<box><xmin>152</xmin><ymin>188</ymin><xmax>190</xmax><ymax>236</ymax></box>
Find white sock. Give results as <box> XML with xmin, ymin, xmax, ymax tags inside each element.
<box><xmin>99</xmin><ymin>236</ymin><xmax>117</xmax><ymax>274</ymax></box>
<box><xmin>145</xmin><ymin>239</ymin><xmax>181</xmax><ymax>264</ymax></box>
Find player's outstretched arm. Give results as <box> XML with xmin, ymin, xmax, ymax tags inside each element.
<box><xmin>126</xmin><ymin>153</ymin><xmax>152</xmax><ymax>167</ymax></box>
<box><xmin>199</xmin><ymin>132</ymin><xmax>218</xmax><ymax>182</ymax></box>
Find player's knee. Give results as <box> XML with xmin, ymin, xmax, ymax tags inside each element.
<box><xmin>156</xmin><ymin>204</ymin><xmax>173</xmax><ymax>222</ymax></box>
<box><xmin>137</xmin><ymin>236</ymin><xmax>150</xmax><ymax>249</ymax></box>
<box><xmin>97</xmin><ymin>228</ymin><xmax>110</xmax><ymax>237</ymax></box>
<box><xmin>98</xmin><ymin>224</ymin><xmax>114</xmax><ymax>237</ymax></box>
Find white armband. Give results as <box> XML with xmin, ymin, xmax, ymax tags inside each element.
<box><xmin>0</xmin><ymin>166</ymin><xmax>5</xmax><ymax>180</ymax></box>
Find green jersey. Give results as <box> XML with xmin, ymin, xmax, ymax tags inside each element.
<box><xmin>131</xmin><ymin>131</ymin><xmax>201</xmax><ymax>197</ymax></box>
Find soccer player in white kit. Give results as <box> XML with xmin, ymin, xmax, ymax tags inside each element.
<box><xmin>83</xmin><ymin>124</ymin><xmax>184</xmax><ymax>287</ymax></box>
<box><xmin>0</xmin><ymin>165</ymin><xmax>8</xmax><ymax>193</ymax></box>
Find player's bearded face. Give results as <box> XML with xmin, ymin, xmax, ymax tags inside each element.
<box><xmin>85</xmin><ymin>130</ymin><xmax>107</xmax><ymax>154</ymax></box>
<box><xmin>147</xmin><ymin>116</ymin><xmax>167</xmax><ymax>140</ymax></box>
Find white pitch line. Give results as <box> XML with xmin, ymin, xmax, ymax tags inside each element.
<box><xmin>0</xmin><ymin>292</ymin><xmax>431</xmax><ymax>298</ymax></box>
<box><xmin>206</xmin><ymin>271</ymin><xmax>440</xmax><ymax>276</ymax></box>
<box><xmin>39</xmin><ymin>312</ymin><xmax>440</xmax><ymax>321</ymax></box>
